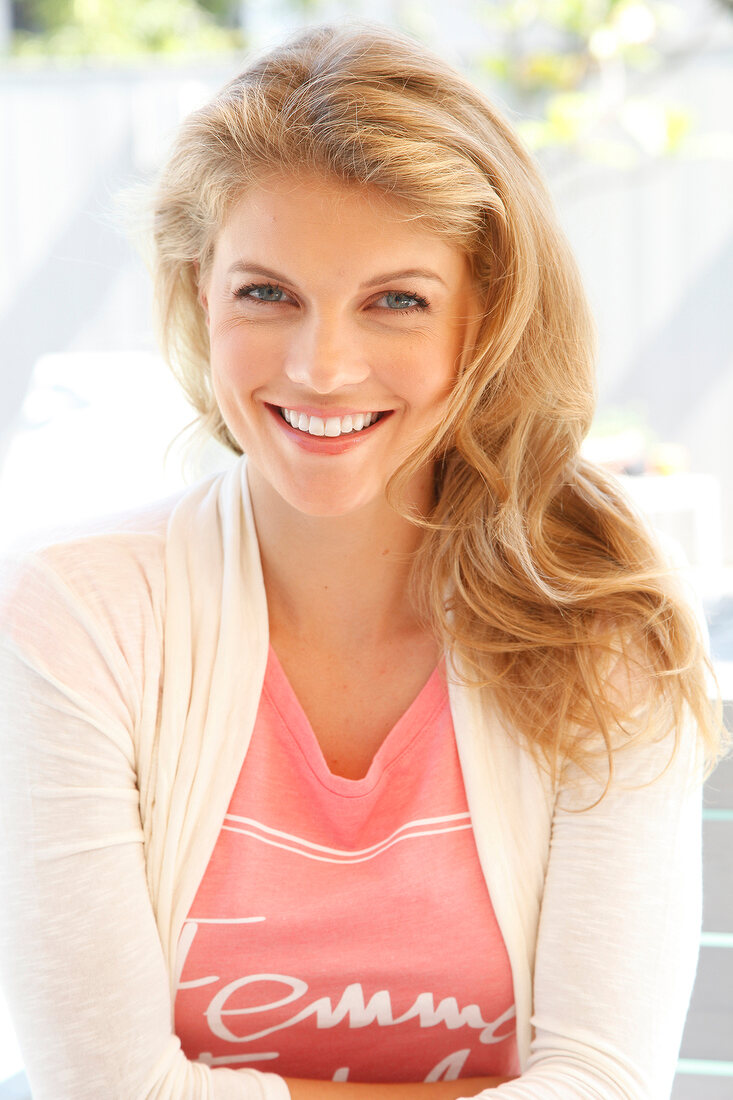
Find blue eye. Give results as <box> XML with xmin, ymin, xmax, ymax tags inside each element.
<box><xmin>236</xmin><ymin>283</ymin><xmax>290</xmax><ymax>302</ymax></box>
<box><xmin>379</xmin><ymin>291</ymin><xmax>429</xmax><ymax>312</ymax></box>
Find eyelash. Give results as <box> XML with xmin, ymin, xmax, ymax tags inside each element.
<box><xmin>234</xmin><ymin>282</ymin><xmax>430</xmax><ymax>315</ymax></box>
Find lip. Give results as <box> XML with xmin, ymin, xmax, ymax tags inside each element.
<box><xmin>266</xmin><ymin>403</ymin><xmax>392</xmax><ymax>453</ymax></box>
<box><xmin>269</xmin><ymin>403</ymin><xmax>390</xmax><ymax>419</ymax></box>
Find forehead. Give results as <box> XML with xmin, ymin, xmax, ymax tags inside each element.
<box><xmin>211</xmin><ymin>172</ymin><xmax>471</xmax><ymax>284</ymax></box>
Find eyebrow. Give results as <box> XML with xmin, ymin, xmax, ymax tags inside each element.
<box><xmin>226</xmin><ymin>261</ymin><xmax>447</xmax><ymax>289</ymax></box>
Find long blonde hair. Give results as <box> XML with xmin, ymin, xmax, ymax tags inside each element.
<box><xmin>149</xmin><ymin>22</ymin><xmax>725</xmax><ymax>790</ymax></box>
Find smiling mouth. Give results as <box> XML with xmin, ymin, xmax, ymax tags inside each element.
<box><xmin>277</xmin><ymin>407</ymin><xmax>388</xmax><ymax>438</ymax></box>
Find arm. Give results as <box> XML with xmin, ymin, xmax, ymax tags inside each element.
<box><xmin>0</xmin><ymin>549</ymin><xmax>288</xmax><ymax>1099</ymax></box>
<box><xmin>484</xmin><ymin>715</ymin><xmax>703</xmax><ymax>1099</ymax></box>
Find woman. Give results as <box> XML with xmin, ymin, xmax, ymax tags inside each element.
<box><xmin>0</xmin><ymin>22</ymin><xmax>725</xmax><ymax>1100</ymax></box>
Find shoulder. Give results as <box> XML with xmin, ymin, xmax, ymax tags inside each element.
<box><xmin>0</xmin><ymin>493</ymin><xmax>189</xmax><ymax>692</ymax></box>
<box><xmin>2</xmin><ymin>497</ymin><xmax>168</xmax><ymax>620</ymax></box>
<box><xmin>0</xmin><ymin>461</ymin><xmax>248</xmax><ymax>666</ymax></box>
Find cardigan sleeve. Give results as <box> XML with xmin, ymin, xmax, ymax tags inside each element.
<box><xmin>468</xmin><ymin>708</ymin><xmax>703</xmax><ymax>1100</ymax></box>
<box><xmin>0</xmin><ymin>544</ymin><xmax>290</xmax><ymax>1100</ymax></box>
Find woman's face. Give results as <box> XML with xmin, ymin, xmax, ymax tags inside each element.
<box><xmin>200</xmin><ymin>172</ymin><xmax>481</xmax><ymax>518</ymax></box>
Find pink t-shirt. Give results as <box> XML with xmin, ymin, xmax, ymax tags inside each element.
<box><xmin>174</xmin><ymin>648</ymin><xmax>519</xmax><ymax>1084</ymax></box>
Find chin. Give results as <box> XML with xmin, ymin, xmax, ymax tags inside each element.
<box><xmin>246</xmin><ymin>453</ymin><xmax>395</xmax><ymax>520</ymax></box>
<box><xmin>282</xmin><ymin>486</ymin><xmax>381</xmax><ymax>519</ymax></box>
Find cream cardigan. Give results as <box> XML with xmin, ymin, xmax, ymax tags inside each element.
<box><xmin>0</xmin><ymin>457</ymin><xmax>702</xmax><ymax>1099</ymax></box>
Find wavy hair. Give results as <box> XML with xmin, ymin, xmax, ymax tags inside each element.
<box><xmin>149</xmin><ymin>22</ymin><xmax>726</xmax><ymax>791</ymax></box>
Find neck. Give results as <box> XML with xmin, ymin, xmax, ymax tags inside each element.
<box><xmin>247</xmin><ymin>464</ymin><xmax>431</xmax><ymax>653</ymax></box>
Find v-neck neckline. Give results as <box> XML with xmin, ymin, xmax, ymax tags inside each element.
<box><xmin>263</xmin><ymin>644</ymin><xmax>448</xmax><ymax>795</ymax></box>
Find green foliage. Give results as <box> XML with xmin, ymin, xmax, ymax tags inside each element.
<box><xmin>196</xmin><ymin>0</ymin><xmax>237</xmax><ymax>19</ymax></box>
<box><xmin>476</xmin><ymin>0</ymin><xmax>694</xmax><ymax>162</ymax></box>
<box><xmin>11</xmin><ymin>0</ymin><xmax>244</xmax><ymax>59</ymax></box>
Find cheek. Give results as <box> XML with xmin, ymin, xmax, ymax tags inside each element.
<box><xmin>210</xmin><ymin>326</ymin><xmax>281</xmax><ymax>395</ymax></box>
<box><xmin>408</xmin><ymin>345</ymin><xmax>461</xmax><ymax>410</ymax></box>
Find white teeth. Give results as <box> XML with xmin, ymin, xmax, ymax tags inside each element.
<box><xmin>280</xmin><ymin>408</ymin><xmax>381</xmax><ymax>437</ymax></box>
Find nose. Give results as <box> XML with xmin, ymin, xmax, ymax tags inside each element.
<box><xmin>284</xmin><ymin>312</ymin><xmax>370</xmax><ymax>393</ymax></box>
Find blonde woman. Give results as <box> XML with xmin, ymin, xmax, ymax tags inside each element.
<box><xmin>0</xmin><ymin>23</ymin><xmax>724</xmax><ymax>1100</ymax></box>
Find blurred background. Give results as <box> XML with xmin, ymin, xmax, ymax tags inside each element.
<box><xmin>0</xmin><ymin>0</ymin><xmax>731</xmax><ymax>1096</ymax></box>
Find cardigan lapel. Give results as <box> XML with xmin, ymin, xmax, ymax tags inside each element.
<box><xmin>142</xmin><ymin>457</ymin><xmax>270</xmax><ymax>1004</ymax></box>
<box><xmin>448</xmin><ymin>660</ymin><xmax>555</xmax><ymax>1069</ymax></box>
